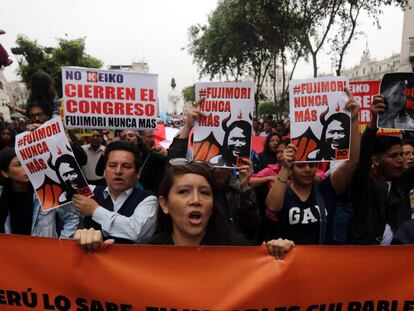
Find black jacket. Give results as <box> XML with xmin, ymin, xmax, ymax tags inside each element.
<box><xmin>350</xmin><ymin>127</ymin><xmax>413</xmax><ymax>244</ymax></box>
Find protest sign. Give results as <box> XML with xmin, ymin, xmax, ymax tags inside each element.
<box><xmin>378</xmin><ymin>72</ymin><xmax>414</xmax><ymax>131</ymax></box>
<box><xmin>194</xmin><ymin>82</ymin><xmax>254</xmax><ymax>167</ymax></box>
<box><xmin>1</xmin><ymin>234</ymin><xmax>414</xmax><ymax>311</ymax></box>
<box><xmin>350</xmin><ymin>80</ymin><xmax>380</xmax><ymax>133</ymax></box>
<box><xmin>15</xmin><ymin>117</ymin><xmax>92</xmax><ymax>210</ymax></box>
<box><xmin>290</xmin><ymin>76</ymin><xmax>350</xmax><ymax>161</ymax></box>
<box><xmin>350</xmin><ymin>80</ymin><xmax>400</xmax><ymax>136</ymax></box>
<box><xmin>62</xmin><ymin>67</ymin><xmax>158</xmax><ymax>130</ymax></box>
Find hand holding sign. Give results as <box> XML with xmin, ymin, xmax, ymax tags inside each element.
<box><xmin>344</xmin><ymin>88</ymin><xmax>360</xmax><ymax>121</ymax></box>
<box><xmin>368</xmin><ymin>95</ymin><xmax>386</xmax><ymax>128</ymax></box>
<box><xmin>237</xmin><ymin>158</ymin><xmax>253</xmax><ymax>190</ymax></box>
<box><xmin>186</xmin><ymin>98</ymin><xmax>208</xmax><ymax>128</ymax></box>
<box><xmin>282</xmin><ymin>144</ymin><xmax>296</xmax><ymax>169</ymax></box>
<box><xmin>73</xmin><ymin>194</ymin><xmax>99</xmax><ymax>216</ymax></box>
<box><xmin>15</xmin><ymin>117</ymin><xmax>92</xmax><ymax>210</ymax></box>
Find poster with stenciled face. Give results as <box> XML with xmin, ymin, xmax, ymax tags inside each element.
<box><xmin>289</xmin><ymin>76</ymin><xmax>351</xmax><ymax>162</ymax></box>
<box><xmin>194</xmin><ymin>82</ymin><xmax>255</xmax><ymax>168</ymax></box>
<box><xmin>378</xmin><ymin>72</ymin><xmax>414</xmax><ymax>131</ymax></box>
<box><xmin>15</xmin><ymin>117</ymin><xmax>92</xmax><ymax>210</ymax></box>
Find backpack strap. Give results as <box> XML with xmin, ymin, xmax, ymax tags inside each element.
<box><xmin>315</xmin><ymin>182</ymin><xmax>327</xmax><ymax>245</ymax></box>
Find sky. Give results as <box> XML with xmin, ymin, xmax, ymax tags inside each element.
<box><xmin>0</xmin><ymin>0</ymin><xmax>406</xmax><ymax>110</ymax></box>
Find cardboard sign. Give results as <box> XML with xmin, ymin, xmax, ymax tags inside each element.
<box><xmin>350</xmin><ymin>80</ymin><xmax>400</xmax><ymax>136</ymax></box>
<box><xmin>194</xmin><ymin>82</ymin><xmax>254</xmax><ymax>167</ymax></box>
<box><xmin>62</xmin><ymin>67</ymin><xmax>158</xmax><ymax>130</ymax></box>
<box><xmin>289</xmin><ymin>77</ymin><xmax>350</xmax><ymax>162</ymax></box>
<box><xmin>1</xmin><ymin>235</ymin><xmax>414</xmax><ymax>311</ymax></box>
<box><xmin>378</xmin><ymin>72</ymin><xmax>414</xmax><ymax>131</ymax></box>
<box><xmin>15</xmin><ymin>117</ymin><xmax>92</xmax><ymax>210</ymax></box>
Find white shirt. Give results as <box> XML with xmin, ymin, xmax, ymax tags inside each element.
<box><xmin>81</xmin><ymin>144</ymin><xmax>105</xmax><ymax>181</ymax></box>
<box><xmin>380</xmin><ymin>181</ymin><xmax>394</xmax><ymax>245</ymax></box>
<box><xmin>91</xmin><ymin>186</ymin><xmax>157</xmax><ymax>242</ymax></box>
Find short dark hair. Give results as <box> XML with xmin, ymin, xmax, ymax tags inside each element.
<box><xmin>402</xmin><ymin>138</ymin><xmax>414</xmax><ymax>149</ymax></box>
<box><xmin>26</xmin><ymin>99</ymin><xmax>52</xmax><ymax>119</ymax></box>
<box><xmin>373</xmin><ymin>136</ymin><xmax>402</xmax><ymax>156</ymax></box>
<box><xmin>104</xmin><ymin>140</ymin><xmax>140</xmax><ymax>172</ymax></box>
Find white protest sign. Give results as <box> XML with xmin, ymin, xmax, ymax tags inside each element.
<box><xmin>194</xmin><ymin>82</ymin><xmax>254</xmax><ymax>167</ymax></box>
<box><xmin>62</xmin><ymin>66</ymin><xmax>158</xmax><ymax>130</ymax></box>
<box><xmin>289</xmin><ymin>76</ymin><xmax>350</xmax><ymax>162</ymax></box>
<box><xmin>15</xmin><ymin>117</ymin><xmax>92</xmax><ymax>210</ymax></box>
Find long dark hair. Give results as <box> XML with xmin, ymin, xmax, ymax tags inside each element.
<box><xmin>29</xmin><ymin>70</ymin><xmax>57</xmax><ymax>106</ymax></box>
<box><xmin>25</xmin><ymin>70</ymin><xmax>57</xmax><ymax>119</ymax></box>
<box><xmin>0</xmin><ymin>125</ymin><xmax>16</xmax><ymax>150</ymax></box>
<box><xmin>263</xmin><ymin>133</ymin><xmax>281</xmax><ymax>156</ymax></box>
<box><xmin>0</xmin><ymin>147</ymin><xmax>33</xmax><ymax>233</ymax></box>
<box><xmin>0</xmin><ymin>148</ymin><xmax>16</xmax><ymax>233</ymax></box>
<box><xmin>156</xmin><ymin>162</ymin><xmax>237</xmax><ymax>245</ymax></box>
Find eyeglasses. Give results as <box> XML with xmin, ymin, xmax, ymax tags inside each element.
<box><xmin>29</xmin><ymin>112</ymin><xmax>46</xmax><ymax>120</ymax></box>
<box><xmin>169</xmin><ymin>158</ymin><xmax>213</xmax><ymax>168</ymax></box>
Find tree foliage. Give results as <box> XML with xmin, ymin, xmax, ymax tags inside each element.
<box><xmin>188</xmin><ymin>0</ymin><xmax>407</xmax><ymax>120</ymax></box>
<box><xmin>258</xmin><ymin>100</ymin><xmax>277</xmax><ymax>116</ymax></box>
<box><xmin>13</xmin><ymin>35</ymin><xmax>103</xmax><ymax>97</ymax></box>
<box><xmin>188</xmin><ymin>0</ymin><xmax>307</xmax><ymax>119</ymax></box>
<box><xmin>182</xmin><ymin>84</ymin><xmax>195</xmax><ymax>104</ymax></box>
<box><xmin>329</xmin><ymin>0</ymin><xmax>407</xmax><ymax>76</ymax></box>
<box><xmin>298</xmin><ymin>0</ymin><xmax>406</xmax><ymax>77</ymax></box>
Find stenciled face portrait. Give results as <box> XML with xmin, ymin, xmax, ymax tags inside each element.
<box><xmin>58</xmin><ymin>161</ymin><xmax>82</xmax><ymax>190</ymax></box>
<box><xmin>227</xmin><ymin>127</ymin><xmax>248</xmax><ymax>157</ymax></box>
<box><xmin>325</xmin><ymin>119</ymin><xmax>346</xmax><ymax>150</ymax></box>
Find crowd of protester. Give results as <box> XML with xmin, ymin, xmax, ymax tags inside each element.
<box><xmin>0</xmin><ymin>69</ymin><xmax>414</xmax><ymax>263</ymax></box>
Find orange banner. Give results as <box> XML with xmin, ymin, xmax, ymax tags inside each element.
<box><xmin>0</xmin><ymin>234</ymin><xmax>414</xmax><ymax>310</ymax></box>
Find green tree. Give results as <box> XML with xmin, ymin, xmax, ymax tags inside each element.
<box><xmin>13</xmin><ymin>35</ymin><xmax>103</xmax><ymax>97</ymax></box>
<box><xmin>182</xmin><ymin>84</ymin><xmax>195</xmax><ymax>104</ymax></box>
<box><xmin>258</xmin><ymin>100</ymin><xmax>277</xmax><ymax>116</ymax></box>
<box><xmin>330</xmin><ymin>0</ymin><xmax>407</xmax><ymax>76</ymax></box>
<box><xmin>188</xmin><ymin>0</ymin><xmax>304</xmax><ymax>119</ymax></box>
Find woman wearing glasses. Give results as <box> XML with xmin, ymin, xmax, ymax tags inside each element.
<box><xmin>75</xmin><ymin>162</ymin><xmax>294</xmax><ymax>258</ymax></box>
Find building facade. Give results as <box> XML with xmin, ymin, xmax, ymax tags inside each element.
<box><xmin>0</xmin><ymin>69</ymin><xmax>28</xmax><ymax>122</ymax></box>
<box><xmin>342</xmin><ymin>51</ymin><xmax>401</xmax><ymax>81</ymax></box>
<box><xmin>243</xmin><ymin>64</ymin><xmax>290</xmax><ymax>101</ymax></box>
<box><xmin>108</xmin><ymin>61</ymin><xmax>150</xmax><ymax>73</ymax></box>
<box><xmin>399</xmin><ymin>0</ymin><xmax>414</xmax><ymax>72</ymax></box>
<box><xmin>342</xmin><ymin>0</ymin><xmax>414</xmax><ymax>81</ymax></box>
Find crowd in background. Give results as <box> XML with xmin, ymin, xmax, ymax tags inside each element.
<box><xmin>1</xmin><ymin>69</ymin><xmax>414</xmax><ymax>258</ymax></box>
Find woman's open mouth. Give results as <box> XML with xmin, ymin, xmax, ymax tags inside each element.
<box><xmin>189</xmin><ymin>211</ymin><xmax>202</xmax><ymax>225</ymax></box>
